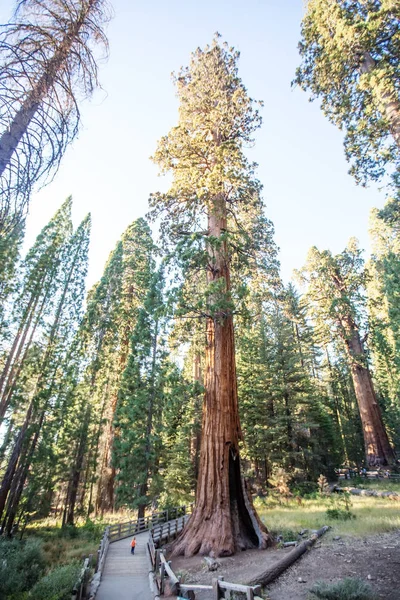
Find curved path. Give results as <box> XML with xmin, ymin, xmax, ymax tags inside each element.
<box><xmin>96</xmin><ymin>530</ymin><xmax>152</xmax><ymax>600</ymax></box>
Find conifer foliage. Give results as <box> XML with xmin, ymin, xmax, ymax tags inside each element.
<box><xmin>298</xmin><ymin>240</ymin><xmax>395</xmax><ymax>466</ymax></box>
<box><xmin>295</xmin><ymin>0</ymin><xmax>400</xmax><ymax>185</ymax></box>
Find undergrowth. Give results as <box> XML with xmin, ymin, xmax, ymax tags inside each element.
<box><xmin>256</xmin><ymin>493</ymin><xmax>400</xmax><ymax>538</ymax></box>
<box><xmin>308</xmin><ymin>578</ymin><xmax>373</xmax><ymax>600</ymax></box>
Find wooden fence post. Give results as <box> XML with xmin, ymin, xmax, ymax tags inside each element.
<box><xmin>246</xmin><ymin>587</ymin><xmax>254</xmax><ymax>600</ymax></box>
<box><xmin>160</xmin><ymin>562</ymin><xmax>165</xmax><ymax>595</ymax></box>
<box><xmin>212</xmin><ymin>578</ymin><xmax>220</xmax><ymax>600</ymax></box>
<box><xmin>155</xmin><ymin>549</ymin><xmax>161</xmax><ymax>573</ymax></box>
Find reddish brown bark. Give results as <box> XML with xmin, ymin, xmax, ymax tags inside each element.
<box><xmin>171</xmin><ymin>195</ymin><xmax>271</xmax><ymax>557</ymax></box>
<box><xmin>344</xmin><ymin>326</ymin><xmax>395</xmax><ymax>466</ymax></box>
<box><xmin>190</xmin><ymin>352</ymin><xmax>202</xmax><ymax>483</ymax></box>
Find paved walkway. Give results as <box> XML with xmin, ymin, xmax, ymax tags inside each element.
<box><xmin>96</xmin><ymin>531</ymin><xmax>152</xmax><ymax>600</ymax></box>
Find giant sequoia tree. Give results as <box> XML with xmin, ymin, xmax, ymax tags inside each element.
<box><xmin>368</xmin><ymin>197</ymin><xmax>400</xmax><ymax>448</ymax></box>
<box><xmin>298</xmin><ymin>240</ymin><xmax>395</xmax><ymax>466</ymax></box>
<box><xmin>150</xmin><ymin>36</ymin><xmax>276</xmax><ymax>557</ymax></box>
<box><xmin>295</xmin><ymin>0</ymin><xmax>400</xmax><ymax>185</ymax></box>
<box><xmin>0</xmin><ymin>0</ymin><xmax>110</xmax><ymax>234</ymax></box>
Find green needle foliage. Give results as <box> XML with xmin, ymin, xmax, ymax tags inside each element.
<box><xmin>295</xmin><ymin>0</ymin><xmax>400</xmax><ymax>186</ymax></box>
<box><xmin>149</xmin><ymin>34</ymin><xmax>278</xmax><ymax>320</ymax></box>
<box><xmin>113</xmin><ymin>270</ymin><xmax>167</xmax><ymax>516</ymax></box>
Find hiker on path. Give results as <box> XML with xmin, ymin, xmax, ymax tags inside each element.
<box><xmin>131</xmin><ymin>537</ymin><xmax>136</xmax><ymax>555</ymax></box>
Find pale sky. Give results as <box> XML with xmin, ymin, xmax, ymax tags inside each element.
<box><xmin>1</xmin><ymin>0</ymin><xmax>385</xmax><ymax>288</ymax></box>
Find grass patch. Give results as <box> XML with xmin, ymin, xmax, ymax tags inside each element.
<box><xmin>309</xmin><ymin>578</ymin><xmax>373</xmax><ymax>600</ymax></box>
<box><xmin>23</xmin><ymin>510</ymin><xmax>140</xmax><ymax>569</ymax></box>
<box><xmin>24</xmin><ymin>518</ymin><xmax>107</xmax><ymax>568</ymax></box>
<box><xmin>258</xmin><ymin>494</ymin><xmax>400</xmax><ymax>539</ymax></box>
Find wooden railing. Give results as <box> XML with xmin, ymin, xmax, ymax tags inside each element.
<box><xmin>108</xmin><ymin>505</ymin><xmax>189</xmax><ymax>542</ymax></box>
<box><xmin>148</xmin><ymin>517</ymin><xmax>262</xmax><ymax>599</ymax></box>
<box><xmin>87</xmin><ymin>505</ymin><xmax>192</xmax><ymax>599</ymax></box>
<box><xmin>336</xmin><ymin>469</ymin><xmax>400</xmax><ymax>480</ymax></box>
<box><xmin>72</xmin><ymin>555</ymin><xmax>92</xmax><ymax>599</ymax></box>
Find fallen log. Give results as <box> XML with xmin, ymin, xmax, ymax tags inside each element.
<box><xmin>334</xmin><ymin>486</ymin><xmax>400</xmax><ymax>499</ymax></box>
<box><xmin>246</xmin><ymin>526</ymin><xmax>330</xmax><ymax>587</ymax></box>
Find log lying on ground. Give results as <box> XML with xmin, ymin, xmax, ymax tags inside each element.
<box><xmin>334</xmin><ymin>486</ymin><xmax>400</xmax><ymax>498</ymax></box>
<box><xmin>246</xmin><ymin>526</ymin><xmax>330</xmax><ymax>587</ymax></box>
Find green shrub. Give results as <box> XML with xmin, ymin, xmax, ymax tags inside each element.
<box><xmin>0</xmin><ymin>537</ymin><xmax>45</xmax><ymax>597</ymax></box>
<box><xmin>29</xmin><ymin>562</ymin><xmax>81</xmax><ymax>600</ymax></box>
<box><xmin>271</xmin><ymin>527</ymin><xmax>298</xmax><ymax>542</ymax></box>
<box><xmin>309</xmin><ymin>578</ymin><xmax>373</xmax><ymax>600</ymax></box>
<box><xmin>291</xmin><ymin>481</ymin><xmax>319</xmax><ymax>496</ymax></box>
<box><xmin>326</xmin><ymin>491</ymin><xmax>355</xmax><ymax>521</ymax></box>
<box><xmin>80</xmin><ymin>518</ymin><xmax>104</xmax><ymax>540</ymax></box>
<box><xmin>326</xmin><ymin>508</ymin><xmax>355</xmax><ymax>521</ymax></box>
<box><xmin>59</xmin><ymin>524</ymin><xmax>79</xmax><ymax>539</ymax></box>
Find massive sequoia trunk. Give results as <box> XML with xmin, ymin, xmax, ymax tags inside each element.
<box><xmin>172</xmin><ymin>195</ymin><xmax>271</xmax><ymax>557</ymax></box>
<box><xmin>343</xmin><ymin>324</ymin><xmax>395</xmax><ymax>466</ymax></box>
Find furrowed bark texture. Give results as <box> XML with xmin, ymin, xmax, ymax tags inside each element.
<box><xmin>345</xmin><ymin>327</ymin><xmax>395</xmax><ymax>466</ymax></box>
<box><xmin>171</xmin><ymin>196</ymin><xmax>271</xmax><ymax>557</ymax></box>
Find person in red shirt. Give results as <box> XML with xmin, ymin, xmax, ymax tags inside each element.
<box><xmin>130</xmin><ymin>537</ymin><xmax>136</xmax><ymax>555</ymax></box>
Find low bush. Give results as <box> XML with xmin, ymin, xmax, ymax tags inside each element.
<box><xmin>326</xmin><ymin>491</ymin><xmax>355</xmax><ymax>521</ymax></box>
<box><xmin>0</xmin><ymin>537</ymin><xmax>45</xmax><ymax>598</ymax></box>
<box><xmin>326</xmin><ymin>508</ymin><xmax>355</xmax><ymax>521</ymax></box>
<box><xmin>291</xmin><ymin>481</ymin><xmax>319</xmax><ymax>497</ymax></box>
<box><xmin>28</xmin><ymin>562</ymin><xmax>81</xmax><ymax>600</ymax></box>
<box><xmin>309</xmin><ymin>577</ymin><xmax>373</xmax><ymax>600</ymax></box>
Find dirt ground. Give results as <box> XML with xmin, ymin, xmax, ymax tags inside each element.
<box><xmin>169</xmin><ymin>530</ymin><xmax>400</xmax><ymax>599</ymax></box>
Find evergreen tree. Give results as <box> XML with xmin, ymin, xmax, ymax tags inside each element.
<box><xmin>0</xmin><ymin>213</ymin><xmax>90</xmax><ymax>532</ymax></box>
<box><xmin>0</xmin><ymin>222</ymin><xmax>24</xmax><ymax>344</ymax></box>
<box><xmin>93</xmin><ymin>218</ymin><xmax>156</xmax><ymax>513</ymax></box>
<box><xmin>0</xmin><ymin>198</ymin><xmax>72</xmax><ymax>423</ymax></box>
<box><xmin>368</xmin><ymin>197</ymin><xmax>400</xmax><ymax>448</ymax></box>
<box><xmin>237</xmin><ymin>290</ymin><xmax>339</xmax><ymax>486</ymax></box>
<box><xmin>298</xmin><ymin>239</ymin><xmax>395</xmax><ymax>466</ymax></box>
<box><xmin>113</xmin><ymin>270</ymin><xmax>166</xmax><ymax>518</ymax></box>
<box><xmin>150</xmin><ymin>35</ymin><xmax>277</xmax><ymax>556</ymax></box>
<box><xmin>53</xmin><ymin>217</ymin><xmax>157</xmax><ymax>520</ymax></box>
<box><xmin>295</xmin><ymin>0</ymin><xmax>400</xmax><ymax>185</ymax></box>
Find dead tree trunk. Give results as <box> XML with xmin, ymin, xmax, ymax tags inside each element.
<box><xmin>171</xmin><ymin>193</ymin><xmax>271</xmax><ymax>557</ymax></box>
<box><xmin>246</xmin><ymin>526</ymin><xmax>330</xmax><ymax>587</ymax></box>
<box><xmin>0</xmin><ymin>4</ymin><xmax>94</xmax><ymax>179</ymax></box>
